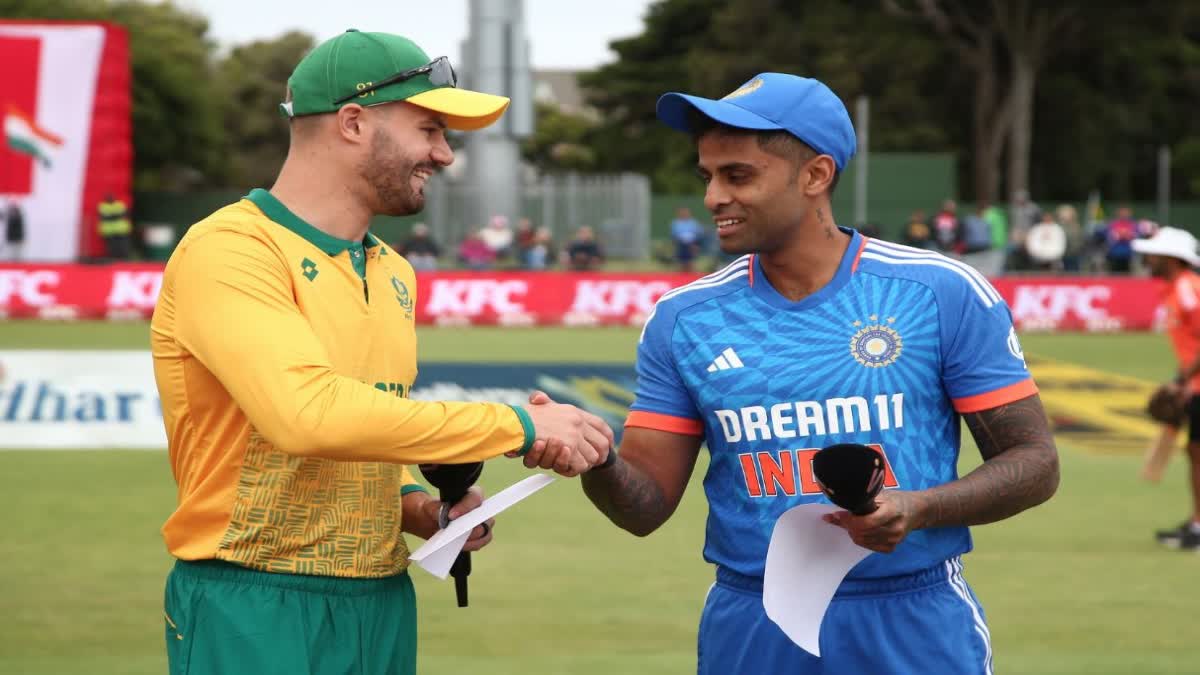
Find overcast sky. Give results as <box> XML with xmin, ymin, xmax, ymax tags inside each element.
<box><xmin>180</xmin><ymin>0</ymin><xmax>655</xmax><ymax>69</ymax></box>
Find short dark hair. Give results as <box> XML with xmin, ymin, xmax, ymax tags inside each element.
<box><xmin>689</xmin><ymin>111</ymin><xmax>841</xmax><ymax>195</ymax></box>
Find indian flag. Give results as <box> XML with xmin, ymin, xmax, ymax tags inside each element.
<box><xmin>5</xmin><ymin>105</ymin><xmax>64</xmax><ymax>168</ymax></box>
<box><xmin>0</xmin><ymin>21</ymin><xmax>125</xmax><ymax>261</ymax></box>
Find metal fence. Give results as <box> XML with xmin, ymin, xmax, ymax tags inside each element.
<box><xmin>424</xmin><ymin>172</ymin><xmax>651</xmax><ymax>259</ymax></box>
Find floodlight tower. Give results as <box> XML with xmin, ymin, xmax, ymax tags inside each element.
<box><xmin>461</xmin><ymin>0</ymin><xmax>532</xmax><ymax>228</ymax></box>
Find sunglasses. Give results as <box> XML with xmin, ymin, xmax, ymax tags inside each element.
<box><xmin>333</xmin><ymin>56</ymin><xmax>457</xmax><ymax>106</ymax></box>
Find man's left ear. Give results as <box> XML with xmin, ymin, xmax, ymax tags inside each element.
<box><xmin>804</xmin><ymin>155</ymin><xmax>837</xmax><ymax>196</ymax></box>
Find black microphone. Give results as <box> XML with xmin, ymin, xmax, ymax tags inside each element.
<box><xmin>416</xmin><ymin>462</ymin><xmax>484</xmax><ymax>607</ymax></box>
<box><xmin>812</xmin><ymin>443</ymin><xmax>886</xmax><ymax>515</ymax></box>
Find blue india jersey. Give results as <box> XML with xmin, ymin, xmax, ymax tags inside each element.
<box><xmin>627</xmin><ymin>228</ymin><xmax>1037</xmax><ymax>579</ymax></box>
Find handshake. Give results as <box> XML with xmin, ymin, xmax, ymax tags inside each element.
<box><xmin>507</xmin><ymin>391</ymin><xmax>615</xmax><ymax>477</ymax></box>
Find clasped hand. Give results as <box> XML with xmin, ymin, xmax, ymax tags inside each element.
<box><xmin>506</xmin><ymin>391</ymin><xmax>614</xmax><ymax>477</ymax></box>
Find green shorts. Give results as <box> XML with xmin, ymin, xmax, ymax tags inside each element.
<box><xmin>164</xmin><ymin>559</ymin><xmax>417</xmax><ymax>675</ymax></box>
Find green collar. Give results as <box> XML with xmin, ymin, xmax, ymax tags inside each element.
<box><xmin>245</xmin><ymin>188</ymin><xmax>381</xmax><ymax>255</ymax></box>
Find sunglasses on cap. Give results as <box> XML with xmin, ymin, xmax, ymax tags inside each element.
<box><xmin>333</xmin><ymin>56</ymin><xmax>458</xmax><ymax>106</ymax></box>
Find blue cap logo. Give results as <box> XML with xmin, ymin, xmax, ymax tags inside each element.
<box><xmin>657</xmin><ymin>72</ymin><xmax>857</xmax><ymax>171</ymax></box>
<box><xmin>722</xmin><ymin>78</ymin><xmax>764</xmax><ymax>101</ymax></box>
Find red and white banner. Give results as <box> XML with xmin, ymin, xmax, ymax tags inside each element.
<box><xmin>0</xmin><ymin>263</ymin><xmax>1170</xmax><ymax>331</ymax></box>
<box><xmin>0</xmin><ymin>263</ymin><xmax>162</xmax><ymax>319</ymax></box>
<box><xmin>414</xmin><ymin>271</ymin><xmax>696</xmax><ymax>326</ymax></box>
<box><xmin>992</xmin><ymin>277</ymin><xmax>1164</xmax><ymax>332</ymax></box>
<box><xmin>0</xmin><ymin>263</ymin><xmax>698</xmax><ymax>324</ymax></box>
<box><xmin>0</xmin><ymin>21</ymin><xmax>132</xmax><ymax>261</ymax></box>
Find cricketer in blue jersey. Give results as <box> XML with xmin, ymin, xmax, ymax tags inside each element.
<box><xmin>571</xmin><ymin>73</ymin><xmax>1060</xmax><ymax>674</ymax></box>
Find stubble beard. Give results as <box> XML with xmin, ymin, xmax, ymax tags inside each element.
<box><xmin>364</xmin><ymin>129</ymin><xmax>429</xmax><ymax>217</ymax></box>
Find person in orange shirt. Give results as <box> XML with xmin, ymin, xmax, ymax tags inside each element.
<box><xmin>151</xmin><ymin>29</ymin><xmax>612</xmax><ymax>675</ymax></box>
<box><xmin>1133</xmin><ymin>227</ymin><xmax>1200</xmax><ymax>550</ymax></box>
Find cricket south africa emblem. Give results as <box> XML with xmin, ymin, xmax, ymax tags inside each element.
<box><xmin>391</xmin><ymin>277</ymin><xmax>414</xmax><ymax>318</ymax></box>
<box><xmin>850</xmin><ymin>315</ymin><xmax>902</xmax><ymax>368</ymax></box>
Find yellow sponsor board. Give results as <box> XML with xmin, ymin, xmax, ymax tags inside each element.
<box><xmin>1029</xmin><ymin>356</ymin><xmax>1170</xmax><ymax>455</ymax></box>
<box><xmin>548</xmin><ymin>358</ymin><xmax>1170</xmax><ymax>457</ymax></box>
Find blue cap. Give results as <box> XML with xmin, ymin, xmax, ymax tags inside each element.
<box><xmin>656</xmin><ymin>73</ymin><xmax>857</xmax><ymax>171</ymax></box>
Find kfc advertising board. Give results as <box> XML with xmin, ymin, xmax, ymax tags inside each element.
<box><xmin>0</xmin><ymin>263</ymin><xmax>1168</xmax><ymax>331</ymax></box>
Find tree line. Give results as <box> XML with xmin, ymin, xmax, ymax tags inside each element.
<box><xmin>576</xmin><ymin>0</ymin><xmax>1200</xmax><ymax>204</ymax></box>
<box><xmin>5</xmin><ymin>0</ymin><xmax>1199</xmax><ymax>204</ymax></box>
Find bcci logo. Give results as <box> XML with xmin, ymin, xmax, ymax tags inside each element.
<box><xmin>723</xmin><ymin>78</ymin><xmax>764</xmax><ymax>100</ymax></box>
<box><xmin>391</xmin><ymin>277</ymin><xmax>414</xmax><ymax>318</ymax></box>
<box><xmin>850</xmin><ymin>316</ymin><xmax>902</xmax><ymax>368</ymax></box>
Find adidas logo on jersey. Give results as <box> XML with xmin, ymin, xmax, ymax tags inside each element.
<box><xmin>706</xmin><ymin>347</ymin><xmax>744</xmax><ymax>373</ymax></box>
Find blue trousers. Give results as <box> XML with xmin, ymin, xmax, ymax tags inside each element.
<box><xmin>698</xmin><ymin>558</ymin><xmax>992</xmax><ymax>674</ymax></box>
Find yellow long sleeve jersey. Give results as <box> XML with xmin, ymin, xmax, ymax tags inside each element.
<box><xmin>151</xmin><ymin>189</ymin><xmax>534</xmax><ymax>578</ymax></box>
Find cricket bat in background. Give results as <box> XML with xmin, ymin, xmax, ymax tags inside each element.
<box><xmin>1140</xmin><ymin>425</ymin><xmax>1179</xmax><ymax>483</ymax></box>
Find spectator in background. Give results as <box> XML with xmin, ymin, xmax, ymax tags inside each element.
<box><xmin>479</xmin><ymin>214</ymin><xmax>514</xmax><ymax>261</ymax></box>
<box><xmin>982</xmin><ymin>201</ymin><xmax>1009</xmax><ymax>253</ymax></box>
<box><xmin>1102</xmin><ymin>205</ymin><xmax>1139</xmax><ymax>273</ymax></box>
<box><xmin>1131</xmin><ymin>227</ymin><xmax>1200</xmax><ymax>551</ymax></box>
<box><xmin>458</xmin><ymin>228</ymin><xmax>496</xmax><ymax>270</ymax></box>
<box><xmin>932</xmin><ymin>199</ymin><xmax>961</xmax><ymax>253</ymax></box>
<box><xmin>669</xmin><ymin>206</ymin><xmax>704</xmax><ymax>272</ymax></box>
<box><xmin>960</xmin><ymin>206</ymin><xmax>1002</xmax><ymax>276</ymax></box>
<box><xmin>98</xmin><ymin>192</ymin><xmax>133</xmax><ymax>260</ymax></box>
<box><xmin>1</xmin><ymin>198</ymin><xmax>25</xmax><ymax>261</ymax></box>
<box><xmin>1011</xmin><ymin>189</ymin><xmax>1041</xmax><ymax>237</ymax></box>
<box><xmin>514</xmin><ymin>217</ymin><xmax>536</xmax><ymax>268</ymax></box>
<box><xmin>857</xmin><ymin>222</ymin><xmax>882</xmax><ymax>240</ymax></box>
<box><xmin>961</xmin><ymin>207</ymin><xmax>991</xmax><ymax>255</ymax></box>
<box><xmin>1004</xmin><ymin>190</ymin><xmax>1041</xmax><ymax>272</ymax></box>
<box><xmin>565</xmin><ymin>225</ymin><xmax>604</xmax><ymax>271</ymax></box>
<box><xmin>526</xmin><ymin>226</ymin><xmax>555</xmax><ymax>270</ymax></box>
<box><xmin>1083</xmin><ymin>197</ymin><xmax>1109</xmax><ymax>273</ymax></box>
<box><xmin>397</xmin><ymin>222</ymin><xmax>441</xmax><ymax>271</ymax></box>
<box><xmin>1025</xmin><ymin>211</ymin><xmax>1067</xmax><ymax>271</ymax></box>
<box><xmin>1055</xmin><ymin>204</ymin><xmax>1086</xmax><ymax>272</ymax></box>
<box><xmin>900</xmin><ymin>210</ymin><xmax>936</xmax><ymax>249</ymax></box>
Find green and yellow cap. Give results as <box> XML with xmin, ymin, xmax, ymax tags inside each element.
<box><xmin>281</xmin><ymin>29</ymin><xmax>509</xmax><ymax>131</ymax></box>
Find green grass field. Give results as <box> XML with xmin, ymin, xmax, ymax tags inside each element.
<box><xmin>0</xmin><ymin>321</ymin><xmax>1195</xmax><ymax>674</ymax></box>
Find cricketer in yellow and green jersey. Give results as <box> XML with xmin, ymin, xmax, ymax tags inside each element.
<box><xmin>151</xmin><ymin>188</ymin><xmax>536</xmax><ymax>579</ymax></box>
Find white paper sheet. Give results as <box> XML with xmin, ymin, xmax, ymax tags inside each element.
<box><xmin>410</xmin><ymin>473</ymin><xmax>558</xmax><ymax>579</ymax></box>
<box><xmin>763</xmin><ymin>503</ymin><xmax>873</xmax><ymax>657</ymax></box>
<box><xmin>415</xmin><ymin>532</ymin><xmax>472</xmax><ymax>579</ymax></box>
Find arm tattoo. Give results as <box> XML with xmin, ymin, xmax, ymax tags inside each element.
<box><xmin>916</xmin><ymin>394</ymin><xmax>1060</xmax><ymax>529</ymax></box>
<box><xmin>581</xmin><ymin>457</ymin><xmax>672</xmax><ymax>537</ymax></box>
